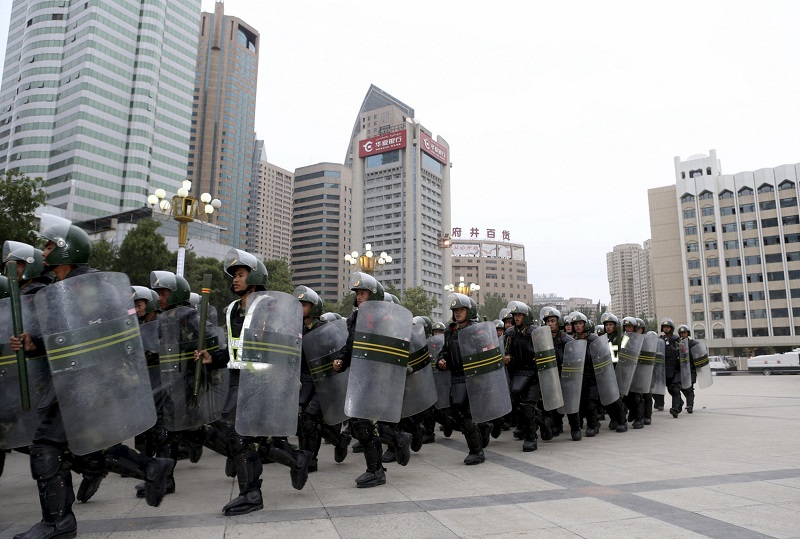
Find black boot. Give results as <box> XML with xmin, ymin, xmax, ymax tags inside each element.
<box><xmin>333</xmin><ymin>432</ymin><xmax>351</xmax><ymax>463</ymax></box>
<box><xmin>381</xmin><ymin>448</ymin><xmax>396</xmax><ymax>463</ymax></box>
<box><xmin>265</xmin><ymin>438</ymin><xmax>312</xmax><ymax>490</ymax></box>
<box><xmin>15</xmin><ymin>458</ymin><xmax>77</xmax><ymax>539</ymax></box>
<box><xmin>568</xmin><ymin>413</ymin><xmax>582</xmax><ymax>441</ymax></box>
<box><xmin>463</xmin><ymin>422</ymin><xmax>485</xmax><ymax>465</ymax></box>
<box><xmin>222</xmin><ymin>449</ymin><xmax>263</xmax><ymax>516</ymax></box>
<box><xmin>355</xmin><ymin>438</ymin><xmax>386</xmax><ymax>488</ymax></box>
<box><xmin>521</xmin><ymin>405</ymin><xmax>538</xmax><ymax>452</ymax></box>
<box><xmin>76</xmin><ymin>473</ymin><xmax>105</xmax><ymax>503</ymax></box>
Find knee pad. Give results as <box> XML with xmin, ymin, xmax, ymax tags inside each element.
<box><xmin>461</xmin><ymin>419</ymin><xmax>477</xmax><ymax>435</ymax></box>
<box><xmin>668</xmin><ymin>383</ymin><xmax>681</xmax><ymax>395</ymax></box>
<box><xmin>30</xmin><ymin>443</ymin><xmax>65</xmax><ymax>481</ymax></box>
<box><xmin>350</xmin><ymin>419</ymin><xmax>376</xmax><ymax>442</ymax></box>
<box><xmin>299</xmin><ymin>413</ymin><xmax>320</xmax><ymax>436</ymax></box>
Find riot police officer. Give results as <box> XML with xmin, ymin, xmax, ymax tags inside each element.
<box><xmin>436</xmin><ymin>294</ymin><xmax>492</xmax><ymax>464</ymax></box>
<box><xmin>504</xmin><ymin>302</ymin><xmax>541</xmax><ymax>451</ymax></box>
<box><xmin>677</xmin><ymin>324</ymin><xmax>697</xmax><ymax>413</ymax></box>
<box><xmin>621</xmin><ymin>316</ymin><xmax>645</xmax><ymax>429</ymax></box>
<box><xmin>571</xmin><ymin>312</ymin><xmax>600</xmax><ymax>437</ymax></box>
<box><xmin>660</xmin><ymin>319</ymin><xmax>683</xmax><ymax>418</ymax></box>
<box><xmin>296</xmin><ymin>285</ymin><xmax>352</xmax><ymax>471</ymax></box>
<box><xmin>600</xmin><ymin>312</ymin><xmax>628</xmax><ymax>433</ymax></box>
<box><xmin>332</xmin><ymin>273</ymin><xmax>411</xmax><ymax>487</ymax></box>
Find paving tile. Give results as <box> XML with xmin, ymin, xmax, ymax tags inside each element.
<box><xmin>517</xmin><ymin>497</ymin><xmax>644</xmax><ymax>526</ymax></box>
<box><xmin>429</xmin><ymin>504</ymin><xmax>553</xmax><ymax>537</ymax></box>
<box><xmin>332</xmin><ymin>511</ymin><xmax>457</xmax><ymax>538</ymax></box>
<box><xmin>699</xmin><ymin>503</ymin><xmax>800</xmax><ymax>539</ymax></box>
<box><xmin>635</xmin><ymin>486</ymin><xmax>762</xmax><ymax>511</ymax></box>
<box><xmin>565</xmin><ymin>516</ymin><xmax>709</xmax><ymax>538</ymax></box>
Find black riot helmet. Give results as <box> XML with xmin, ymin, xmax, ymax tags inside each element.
<box><xmin>349</xmin><ymin>271</ymin><xmax>384</xmax><ymax>302</ymax></box>
<box><xmin>449</xmin><ymin>293</ymin><xmax>477</xmax><ymax>320</ymax></box>
<box><xmin>508</xmin><ymin>301</ymin><xmax>533</xmax><ymax>326</ymax></box>
<box><xmin>132</xmin><ymin>285</ymin><xmax>159</xmax><ymax>314</ymax></box>
<box><xmin>431</xmin><ymin>321</ymin><xmax>446</xmax><ymax>334</ymax></box>
<box><xmin>294</xmin><ymin>285</ymin><xmax>323</xmax><ymax>319</ymax></box>
<box><xmin>150</xmin><ymin>270</ymin><xmax>191</xmax><ymax>307</ymax></box>
<box><xmin>660</xmin><ymin>318</ymin><xmax>675</xmax><ymax>334</ymax></box>
<box><xmin>621</xmin><ymin>316</ymin><xmax>637</xmax><ymax>332</ymax></box>
<box><xmin>383</xmin><ymin>292</ymin><xmax>400</xmax><ymax>305</ymax></box>
<box><xmin>224</xmin><ymin>248</ymin><xmax>268</xmax><ymax>294</ymax></box>
<box><xmin>413</xmin><ymin>316</ymin><xmax>433</xmax><ymax>338</ymax></box>
<box><xmin>3</xmin><ymin>241</ymin><xmax>45</xmax><ymax>281</ymax></box>
<box><xmin>320</xmin><ymin>312</ymin><xmax>342</xmax><ymax>322</ymax></box>
<box><xmin>499</xmin><ymin>308</ymin><xmax>512</xmax><ymax>322</ymax></box>
<box><xmin>677</xmin><ymin>324</ymin><xmax>690</xmax><ymax>336</ymax></box>
<box><xmin>38</xmin><ymin>214</ymin><xmax>91</xmax><ymax>267</ymax></box>
<box><xmin>539</xmin><ymin>306</ymin><xmax>561</xmax><ymax>326</ymax></box>
<box><xmin>635</xmin><ymin>318</ymin><xmax>645</xmax><ymax>333</ymax></box>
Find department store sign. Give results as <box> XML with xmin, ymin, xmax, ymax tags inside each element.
<box><xmin>359</xmin><ymin>131</ymin><xmax>407</xmax><ymax>158</ymax></box>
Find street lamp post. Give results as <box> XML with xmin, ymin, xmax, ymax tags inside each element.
<box><xmin>445</xmin><ymin>276</ymin><xmax>480</xmax><ymax>297</ymax></box>
<box><xmin>147</xmin><ymin>180</ymin><xmax>221</xmax><ymax>277</ymax></box>
<box><xmin>344</xmin><ymin>243</ymin><xmax>392</xmax><ymax>275</ymax></box>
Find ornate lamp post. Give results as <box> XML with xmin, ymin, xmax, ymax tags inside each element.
<box><xmin>445</xmin><ymin>276</ymin><xmax>480</xmax><ymax>297</ymax></box>
<box><xmin>147</xmin><ymin>180</ymin><xmax>221</xmax><ymax>277</ymax></box>
<box><xmin>344</xmin><ymin>243</ymin><xmax>392</xmax><ymax>275</ymax></box>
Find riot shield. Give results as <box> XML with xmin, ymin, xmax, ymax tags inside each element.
<box><xmin>139</xmin><ymin>320</ymin><xmax>160</xmax><ymax>392</ymax></box>
<box><xmin>650</xmin><ymin>338</ymin><xmax>666</xmax><ymax>396</ymax></box>
<box><xmin>589</xmin><ymin>335</ymin><xmax>621</xmax><ymax>406</ymax></box>
<box><xmin>235</xmin><ymin>291</ymin><xmax>302</xmax><ymax>437</ymax></box>
<box><xmin>159</xmin><ymin>305</ymin><xmax>227</xmax><ymax>432</ymax></box>
<box><xmin>35</xmin><ymin>272</ymin><xmax>156</xmax><ymax>455</ymax></box>
<box><xmin>531</xmin><ymin>327</ymin><xmax>565</xmax><ymax>411</ymax></box>
<box><xmin>615</xmin><ymin>332</ymin><xmax>643</xmax><ymax>396</ymax></box>
<box><xmin>630</xmin><ymin>333</ymin><xmax>657</xmax><ymax>394</ymax></box>
<box><xmin>344</xmin><ymin>301</ymin><xmax>412</xmax><ymax>422</ymax></box>
<box><xmin>0</xmin><ymin>295</ymin><xmax>49</xmax><ymax>450</ymax></box>
<box><xmin>691</xmin><ymin>340</ymin><xmax>712</xmax><ymax>389</ymax></box>
<box><xmin>401</xmin><ymin>323</ymin><xmax>437</xmax><ymax>418</ymax></box>
<box><xmin>428</xmin><ymin>334</ymin><xmax>451</xmax><ymax>409</ymax></box>
<box><xmin>458</xmin><ymin>322</ymin><xmax>512</xmax><ymax>423</ymax></box>
<box><xmin>679</xmin><ymin>339</ymin><xmax>693</xmax><ymax>389</ymax></box>
<box><xmin>304</xmin><ymin>318</ymin><xmax>349</xmax><ymax>425</ymax></box>
<box><xmin>559</xmin><ymin>339</ymin><xmax>586</xmax><ymax>415</ymax></box>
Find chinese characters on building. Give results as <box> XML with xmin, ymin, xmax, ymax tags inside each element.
<box><xmin>451</xmin><ymin>227</ymin><xmax>510</xmax><ymax>241</ymax></box>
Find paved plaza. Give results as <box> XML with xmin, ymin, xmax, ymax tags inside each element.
<box><xmin>1</xmin><ymin>375</ymin><xmax>799</xmax><ymax>538</ymax></box>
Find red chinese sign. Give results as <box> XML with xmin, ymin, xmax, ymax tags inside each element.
<box><xmin>358</xmin><ymin>131</ymin><xmax>407</xmax><ymax>158</ymax></box>
<box><xmin>420</xmin><ymin>131</ymin><xmax>448</xmax><ymax>164</ymax></box>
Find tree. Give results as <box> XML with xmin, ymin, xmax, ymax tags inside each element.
<box><xmin>114</xmin><ymin>218</ymin><xmax>173</xmax><ymax>286</ymax></box>
<box><xmin>183</xmin><ymin>252</ymin><xmax>237</xmax><ymax>320</ymax></box>
<box><xmin>0</xmin><ymin>170</ymin><xmax>47</xmax><ymax>247</ymax></box>
<box><xmin>332</xmin><ymin>292</ymin><xmax>355</xmax><ymax>317</ymax></box>
<box><xmin>89</xmin><ymin>238</ymin><xmax>118</xmax><ymax>271</ymax></box>
<box><xmin>400</xmin><ymin>286</ymin><xmax>437</xmax><ymax>317</ymax></box>
<box><xmin>478</xmin><ymin>293</ymin><xmax>507</xmax><ymax>321</ymax></box>
<box><xmin>265</xmin><ymin>259</ymin><xmax>293</xmax><ymax>293</ymax></box>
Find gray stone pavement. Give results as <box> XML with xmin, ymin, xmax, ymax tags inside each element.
<box><xmin>1</xmin><ymin>375</ymin><xmax>799</xmax><ymax>538</ymax></box>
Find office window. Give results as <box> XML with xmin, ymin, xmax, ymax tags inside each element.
<box><xmin>749</xmin><ymin>291</ymin><xmax>765</xmax><ymax>301</ymax></box>
<box><xmin>688</xmin><ymin>259</ymin><xmax>700</xmax><ymax>269</ymax></box>
<box><xmin>727</xmin><ymin>274</ymin><xmax>743</xmax><ymax>284</ymax></box>
<box><xmin>685</xmin><ymin>225</ymin><xmax>697</xmax><ymax>235</ymax></box>
<box><xmin>701</xmin><ymin>206</ymin><xmax>715</xmax><ymax>216</ymax></box>
<box><xmin>687</xmin><ymin>243</ymin><xmax>699</xmax><ymax>252</ymax></box>
<box><xmin>719</xmin><ymin>190</ymin><xmax>733</xmax><ymax>199</ymax></box>
<box><xmin>708</xmin><ymin>275</ymin><xmax>721</xmax><ymax>285</ymax></box>
<box><xmin>684</xmin><ymin>209</ymin><xmax>696</xmax><ymax>219</ymax></box>
<box><xmin>703</xmin><ymin>223</ymin><xmax>716</xmax><ymax>233</ymax></box>
<box><xmin>705</xmin><ymin>240</ymin><xmax>717</xmax><ymax>250</ymax></box>
<box><xmin>728</xmin><ymin>292</ymin><xmax>744</xmax><ymax>302</ymax></box>
<box><xmin>689</xmin><ymin>276</ymin><xmax>702</xmax><ymax>286</ymax></box>
<box><xmin>692</xmin><ymin>312</ymin><xmax>705</xmax><ymax>321</ymax></box>
<box><xmin>681</xmin><ymin>193</ymin><xmax>695</xmax><ymax>203</ymax></box>
<box><xmin>720</xmin><ymin>206</ymin><xmax>736</xmax><ymax>216</ymax></box>
<box><xmin>739</xmin><ymin>187</ymin><xmax>754</xmax><ymax>196</ymax></box>
<box><xmin>725</xmin><ymin>257</ymin><xmax>741</xmax><ymax>267</ymax></box>
<box><xmin>691</xmin><ymin>294</ymin><xmax>703</xmax><ymax>304</ymax></box>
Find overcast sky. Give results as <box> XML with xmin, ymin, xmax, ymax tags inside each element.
<box><xmin>2</xmin><ymin>1</ymin><xmax>799</xmax><ymax>306</ymax></box>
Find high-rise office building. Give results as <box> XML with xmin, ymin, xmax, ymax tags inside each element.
<box><xmin>0</xmin><ymin>0</ymin><xmax>202</xmax><ymax>219</ymax></box>
<box><xmin>648</xmin><ymin>149</ymin><xmax>800</xmax><ymax>354</ymax></box>
<box><xmin>606</xmin><ymin>242</ymin><xmax>654</xmax><ymax>318</ymax></box>
<box><xmin>347</xmin><ymin>85</ymin><xmax>452</xmax><ymax>317</ymax></box>
<box><xmin>291</xmin><ymin>162</ymin><xmax>353</xmax><ymax>303</ymax></box>
<box><xmin>251</xmin><ymin>146</ymin><xmax>293</xmax><ymax>262</ymax></box>
<box><xmin>189</xmin><ymin>0</ymin><xmax>258</xmax><ymax>249</ymax></box>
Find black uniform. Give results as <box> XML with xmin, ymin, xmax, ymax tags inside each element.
<box><xmin>663</xmin><ymin>332</ymin><xmax>684</xmax><ymax>415</ymax></box>
<box><xmin>574</xmin><ymin>331</ymin><xmax>600</xmax><ymax>436</ymax></box>
<box><xmin>439</xmin><ymin>320</ymin><xmax>491</xmax><ymax>463</ymax></box>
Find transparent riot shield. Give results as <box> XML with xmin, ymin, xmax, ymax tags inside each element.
<box><xmin>35</xmin><ymin>272</ymin><xmax>156</xmax><ymax>455</ymax></box>
<box><xmin>235</xmin><ymin>291</ymin><xmax>302</xmax><ymax>437</ymax></box>
<box><xmin>616</xmin><ymin>332</ymin><xmax>643</xmax><ymax>396</ymax></box>
<box><xmin>531</xmin><ymin>327</ymin><xmax>564</xmax><ymax>411</ymax></box>
<box><xmin>691</xmin><ymin>340</ymin><xmax>713</xmax><ymax>389</ymax></box>
<box><xmin>559</xmin><ymin>339</ymin><xmax>586</xmax><ymax>415</ymax></box>
<box><xmin>679</xmin><ymin>339</ymin><xmax>693</xmax><ymax>389</ymax></box>
<box><xmin>303</xmin><ymin>318</ymin><xmax>349</xmax><ymax>426</ymax></box>
<box><xmin>344</xmin><ymin>301</ymin><xmax>412</xmax><ymax>422</ymax></box>
<box><xmin>0</xmin><ymin>295</ymin><xmax>49</xmax><ymax>450</ymax></box>
<box><xmin>427</xmin><ymin>334</ymin><xmax>450</xmax><ymax>409</ymax></box>
<box><xmin>159</xmin><ymin>305</ymin><xmax>226</xmax><ymax>432</ymax></box>
<box><xmin>458</xmin><ymin>322</ymin><xmax>512</xmax><ymax>423</ymax></box>
<box><xmin>139</xmin><ymin>320</ymin><xmax>161</xmax><ymax>392</ymax></box>
<box><xmin>651</xmin><ymin>338</ymin><xmax>666</xmax><ymax>396</ymax></box>
<box><xmin>401</xmin><ymin>323</ymin><xmax>437</xmax><ymax>418</ymax></box>
<box><xmin>589</xmin><ymin>335</ymin><xmax>621</xmax><ymax>406</ymax></box>
<box><xmin>630</xmin><ymin>333</ymin><xmax>657</xmax><ymax>394</ymax></box>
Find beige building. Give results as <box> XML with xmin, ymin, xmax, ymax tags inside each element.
<box><xmin>290</xmin><ymin>163</ymin><xmax>354</xmax><ymax>303</ymax></box>
<box><xmin>347</xmin><ymin>85</ymin><xmax>452</xmax><ymax>318</ymax></box>
<box><xmin>648</xmin><ymin>150</ymin><xmax>800</xmax><ymax>354</ymax></box>
<box><xmin>189</xmin><ymin>1</ymin><xmax>259</xmax><ymax>249</ymax></box>
<box><xmin>252</xmin><ymin>146</ymin><xmax>293</xmax><ymax>262</ymax></box>
<box><xmin>451</xmin><ymin>238</ymin><xmax>534</xmax><ymax>307</ymax></box>
<box><xmin>606</xmin><ymin>242</ymin><xmax>655</xmax><ymax>319</ymax></box>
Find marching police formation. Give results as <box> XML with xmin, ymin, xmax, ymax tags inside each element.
<box><xmin>0</xmin><ymin>216</ymin><xmax>712</xmax><ymax>538</ymax></box>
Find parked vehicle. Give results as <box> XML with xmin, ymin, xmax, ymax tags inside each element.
<box><xmin>709</xmin><ymin>355</ymin><xmax>736</xmax><ymax>375</ymax></box>
<box><xmin>747</xmin><ymin>349</ymin><xmax>800</xmax><ymax>375</ymax></box>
